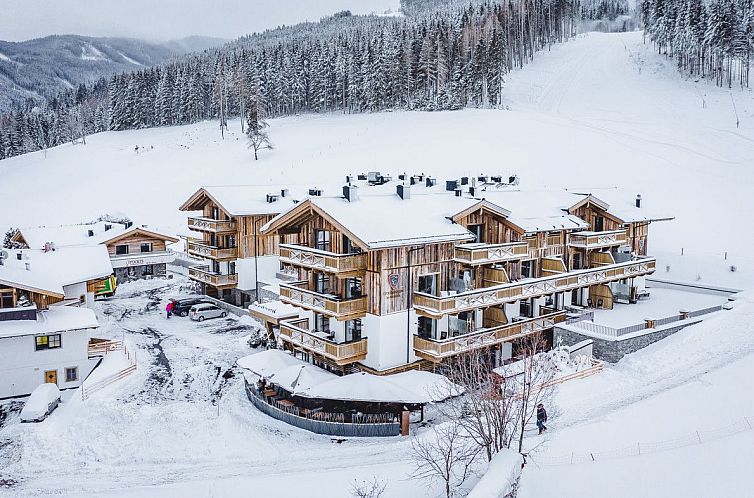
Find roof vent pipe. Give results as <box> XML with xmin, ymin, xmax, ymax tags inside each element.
<box><xmin>635</xmin><ymin>194</ymin><xmax>642</xmax><ymax>208</ymax></box>
<box><xmin>281</xmin><ymin>188</ymin><xmax>289</xmax><ymax>198</ymax></box>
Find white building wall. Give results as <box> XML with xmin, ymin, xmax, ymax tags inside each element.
<box><xmin>362</xmin><ymin>311</ymin><xmax>420</xmax><ymax>371</ymax></box>
<box><xmin>0</xmin><ymin>328</ymin><xmax>97</xmax><ymax>399</ymax></box>
<box><xmin>236</xmin><ymin>256</ymin><xmax>280</xmax><ymax>291</ymax></box>
<box><xmin>63</xmin><ymin>281</ymin><xmax>96</xmax><ymax>308</ymax></box>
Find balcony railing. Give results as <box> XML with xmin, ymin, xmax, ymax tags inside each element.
<box><xmin>279</xmin><ymin>317</ymin><xmax>368</xmax><ymax>365</ymax></box>
<box><xmin>187</xmin><ymin>241</ymin><xmax>238</xmax><ymax>260</ymax></box>
<box><xmin>569</xmin><ymin>230</ymin><xmax>628</xmax><ymax>250</ymax></box>
<box><xmin>279</xmin><ymin>244</ymin><xmax>367</xmax><ymax>274</ymax></box>
<box><xmin>414</xmin><ymin>312</ymin><xmax>567</xmax><ymax>362</ymax></box>
<box><xmin>188</xmin><ymin>266</ymin><xmax>238</xmax><ymax>288</ymax></box>
<box><xmin>453</xmin><ymin>242</ymin><xmax>529</xmax><ymax>265</ymax></box>
<box><xmin>413</xmin><ymin>258</ymin><xmax>656</xmax><ymax>316</ymax></box>
<box><xmin>279</xmin><ymin>281</ymin><xmax>367</xmax><ymax>319</ymax></box>
<box><xmin>187</xmin><ymin>217</ymin><xmax>237</xmax><ymax>233</ymax></box>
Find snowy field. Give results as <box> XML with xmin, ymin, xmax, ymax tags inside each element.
<box><xmin>2</xmin><ymin>30</ymin><xmax>754</xmax><ymax>497</ymax></box>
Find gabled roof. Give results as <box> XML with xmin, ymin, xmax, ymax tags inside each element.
<box><xmin>0</xmin><ymin>264</ymin><xmax>65</xmax><ymax>298</ymax></box>
<box><xmin>100</xmin><ymin>227</ymin><xmax>179</xmax><ymax>245</ymax></box>
<box><xmin>179</xmin><ymin>185</ymin><xmax>304</xmax><ymax>217</ymax></box>
<box><xmin>263</xmin><ymin>193</ymin><xmax>477</xmax><ymax>250</ymax></box>
<box><xmin>4</xmin><ymin>246</ymin><xmax>113</xmax><ymax>287</ymax></box>
<box><xmin>567</xmin><ymin>189</ymin><xmax>674</xmax><ymax>224</ymax></box>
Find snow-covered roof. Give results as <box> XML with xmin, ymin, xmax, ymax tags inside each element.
<box><xmin>0</xmin><ymin>306</ymin><xmax>98</xmax><ymax>339</ymax></box>
<box><xmin>570</xmin><ymin>188</ymin><xmax>674</xmax><ymax>223</ymax></box>
<box><xmin>264</xmin><ymin>192</ymin><xmax>477</xmax><ymax>249</ymax></box>
<box><xmin>0</xmin><ymin>264</ymin><xmax>64</xmax><ymax>297</ymax></box>
<box><xmin>268</xmin><ymin>364</ymin><xmax>338</xmax><ymax>395</ymax></box>
<box><xmin>248</xmin><ymin>300</ymin><xmax>300</xmax><ymax>320</ymax></box>
<box><xmin>16</xmin><ymin>222</ymin><xmax>177</xmax><ymax>249</ymax></box>
<box><xmin>236</xmin><ymin>349</ymin><xmax>306</xmax><ymax>378</ymax></box>
<box><xmin>299</xmin><ymin>371</ymin><xmax>429</xmax><ymax>404</ymax></box>
<box><xmin>387</xmin><ymin>370</ymin><xmax>464</xmax><ymax>402</ymax></box>
<box><xmin>181</xmin><ymin>185</ymin><xmax>309</xmax><ymax>216</ymax></box>
<box><xmin>4</xmin><ymin>246</ymin><xmax>113</xmax><ymax>287</ymax></box>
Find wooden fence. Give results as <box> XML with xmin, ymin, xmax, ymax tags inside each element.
<box><xmin>81</xmin><ymin>343</ymin><xmax>137</xmax><ymax>400</ymax></box>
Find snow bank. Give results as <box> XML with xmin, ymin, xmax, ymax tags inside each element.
<box><xmin>20</xmin><ymin>383</ymin><xmax>60</xmax><ymax>422</ymax></box>
<box><xmin>467</xmin><ymin>449</ymin><xmax>523</xmax><ymax>498</ymax></box>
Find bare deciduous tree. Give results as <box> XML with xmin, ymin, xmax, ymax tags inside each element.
<box><xmin>411</xmin><ymin>420</ymin><xmax>479</xmax><ymax>498</ymax></box>
<box><xmin>350</xmin><ymin>476</ymin><xmax>387</xmax><ymax>498</ymax></box>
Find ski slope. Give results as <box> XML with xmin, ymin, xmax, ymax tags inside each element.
<box><xmin>1</xmin><ymin>30</ymin><xmax>754</xmax><ymax>497</ymax></box>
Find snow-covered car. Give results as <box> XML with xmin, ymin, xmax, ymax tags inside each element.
<box><xmin>20</xmin><ymin>383</ymin><xmax>61</xmax><ymax>422</ymax></box>
<box><xmin>189</xmin><ymin>303</ymin><xmax>227</xmax><ymax>322</ymax></box>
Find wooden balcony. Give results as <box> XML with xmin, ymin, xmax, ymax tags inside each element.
<box><xmin>279</xmin><ymin>244</ymin><xmax>367</xmax><ymax>275</ymax></box>
<box><xmin>279</xmin><ymin>318</ymin><xmax>368</xmax><ymax>365</ymax></box>
<box><xmin>413</xmin><ymin>258</ymin><xmax>656</xmax><ymax>317</ymax></box>
<box><xmin>569</xmin><ymin>230</ymin><xmax>628</xmax><ymax>250</ymax></box>
<box><xmin>414</xmin><ymin>312</ymin><xmax>566</xmax><ymax>362</ymax></box>
<box><xmin>187</xmin><ymin>241</ymin><xmax>238</xmax><ymax>261</ymax></box>
<box><xmin>453</xmin><ymin>242</ymin><xmax>528</xmax><ymax>266</ymax></box>
<box><xmin>187</xmin><ymin>217</ymin><xmax>237</xmax><ymax>233</ymax></box>
<box><xmin>279</xmin><ymin>282</ymin><xmax>367</xmax><ymax>320</ymax></box>
<box><xmin>188</xmin><ymin>266</ymin><xmax>238</xmax><ymax>288</ymax></box>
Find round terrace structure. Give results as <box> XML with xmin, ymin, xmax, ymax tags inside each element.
<box><xmin>237</xmin><ymin>350</ymin><xmax>461</xmax><ymax>437</ymax></box>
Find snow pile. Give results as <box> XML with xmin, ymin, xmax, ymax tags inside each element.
<box><xmin>467</xmin><ymin>449</ymin><xmax>523</xmax><ymax>498</ymax></box>
<box><xmin>20</xmin><ymin>383</ymin><xmax>60</xmax><ymax>422</ymax></box>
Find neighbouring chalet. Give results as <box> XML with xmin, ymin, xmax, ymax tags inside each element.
<box><xmin>255</xmin><ymin>177</ymin><xmax>671</xmax><ymax>374</ymax></box>
<box><xmin>0</xmin><ymin>254</ymin><xmax>102</xmax><ymax>399</ymax></box>
<box><xmin>12</xmin><ymin>221</ymin><xmax>178</xmax><ymax>285</ymax></box>
<box><xmin>179</xmin><ymin>186</ymin><xmax>305</xmax><ymax>306</ymax></box>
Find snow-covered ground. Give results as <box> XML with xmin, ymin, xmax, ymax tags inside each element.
<box><xmin>1</xmin><ymin>30</ymin><xmax>754</xmax><ymax>497</ymax></box>
<box><xmin>0</xmin><ymin>31</ymin><xmax>752</xmax><ymax>289</ymax></box>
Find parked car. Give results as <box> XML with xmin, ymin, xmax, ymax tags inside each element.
<box><xmin>189</xmin><ymin>303</ymin><xmax>227</xmax><ymax>321</ymax></box>
<box><xmin>171</xmin><ymin>298</ymin><xmax>213</xmax><ymax>317</ymax></box>
<box><xmin>20</xmin><ymin>383</ymin><xmax>61</xmax><ymax>422</ymax></box>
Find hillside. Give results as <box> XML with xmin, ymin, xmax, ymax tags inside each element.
<box><xmin>0</xmin><ymin>35</ymin><xmax>224</xmax><ymax>110</ymax></box>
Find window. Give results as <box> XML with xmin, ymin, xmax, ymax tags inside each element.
<box><xmin>35</xmin><ymin>334</ymin><xmax>62</xmax><ymax>351</ymax></box>
<box><xmin>314</xmin><ymin>313</ymin><xmax>330</xmax><ymax>333</ymax></box>
<box><xmin>229</xmin><ymin>262</ymin><xmax>236</xmax><ymax>275</ymax></box>
<box><xmin>342</xmin><ymin>235</ymin><xmax>361</xmax><ymax>254</ymax></box>
<box><xmin>115</xmin><ymin>245</ymin><xmax>129</xmax><ymax>255</ymax></box>
<box><xmin>142</xmin><ymin>265</ymin><xmax>154</xmax><ymax>277</ymax></box>
<box><xmin>228</xmin><ymin>235</ymin><xmax>237</xmax><ymax>248</ymax></box>
<box><xmin>521</xmin><ymin>260</ymin><xmax>533</xmax><ymax>278</ymax></box>
<box><xmin>418</xmin><ymin>274</ymin><xmax>437</xmax><ymax>295</ymax></box>
<box><xmin>418</xmin><ymin>316</ymin><xmax>436</xmax><ymax>339</ymax></box>
<box><xmin>345</xmin><ymin>278</ymin><xmax>362</xmax><ymax>299</ymax></box>
<box><xmin>0</xmin><ymin>288</ymin><xmax>14</xmax><ymax>308</ymax></box>
<box><xmin>211</xmin><ymin>207</ymin><xmax>219</xmax><ymax>220</ymax></box>
<box><xmin>65</xmin><ymin>367</ymin><xmax>78</xmax><ymax>382</ymax></box>
<box><xmin>140</xmin><ymin>243</ymin><xmax>153</xmax><ymax>253</ymax></box>
<box><xmin>345</xmin><ymin>319</ymin><xmax>362</xmax><ymax>342</ymax></box>
<box><xmin>315</xmin><ymin>230</ymin><xmax>330</xmax><ymax>251</ymax></box>
<box><xmin>594</xmin><ymin>215</ymin><xmax>604</xmax><ymax>232</ymax></box>
<box><xmin>315</xmin><ymin>272</ymin><xmax>330</xmax><ymax>294</ymax></box>
<box><xmin>468</xmin><ymin>224</ymin><xmax>484</xmax><ymax>243</ymax></box>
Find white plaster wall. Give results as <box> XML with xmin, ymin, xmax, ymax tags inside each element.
<box><xmin>0</xmin><ymin>328</ymin><xmax>94</xmax><ymax>398</ymax></box>
<box><xmin>362</xmin><ymin>311</ymin><xmax>420</xmax><ymax>371</ymax></box>
<box><xmin>237</xmin><ymin>256</ymin><xmax>280</xmax><ymax>291</ymax></box>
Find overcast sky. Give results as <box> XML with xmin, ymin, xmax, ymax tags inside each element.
<box><xmin>0</xmin><ymin>0</ymin><xmax>400</xmax><ymax>42</ymax></box>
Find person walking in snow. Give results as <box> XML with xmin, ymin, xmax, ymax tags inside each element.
<box><xmin>165</xmin><ymin>300</ymin><xmax>174</xmax><ymax>319</ymax></box>
<box><xmin>536</xmin><ymin>403</ymin><xmax>548</xmax><ymax>434</ymax></box>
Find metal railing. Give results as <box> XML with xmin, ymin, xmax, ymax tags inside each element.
<box><xmin>279</xmin><ymin>317</ymin><xmax>368</xmax><ymax>365</ymax></box>
<box><xmin>414</xmin><ymin>312</ymin><xmax>567</xmax><ymax>361</ymax></box>
<box><xmin>414</xmin><ymin>258</ymin><xmax>656</xmax><ymax>316</ymax></box>
<box><xmin>187</xmin><ymin>217</ymin><xmax>237</xmax><ymax>233</ymax></box>
<box><xmin>279</xmin><ymin>281</ymin><xmax>367</xmax><ymax>318</ymax></box>
<box><xmin>279</xmin><ymin>244</ymin><xmax>367</xmax><ymax>273</ymax></box>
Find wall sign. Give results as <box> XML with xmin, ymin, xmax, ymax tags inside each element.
<box><xmin>388</xmin><ymin>273</ymin><xmax>401</xmax><ymax>290</ymax></box>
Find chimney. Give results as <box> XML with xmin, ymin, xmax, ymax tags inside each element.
<box><xmin>345</xmin><ymin>174</ymin><xmax>353</xmax><ymax>184</ymax></box>
<box><xmin>281</xmin><ymin>188</ymin><xmax>289</xmax><ymax>198</ymax></box>
<box><xmin>454</xmin><ymin>189</ymin><xmax>462</xmax><ymax>197</ymax></box>
<box><xmin>446</xmin><ymin>180</ymin><xmax>458</xmax><ymax>192</ymax></box>
<box><xmin>266</xmin><ymin>193</ymin><xmax>279</xmax><ymax>203</ymax></box>
<box><xmin>342</xmin><ymin>184</ymin><xmax>359</xmax><ymax>202</ymax></box>
<box><xmin>635</xmin><ymin>194</ymin><xmax>642</xmax><ymax>208</ymax></box>
<box><xmin>491</xmin><ymin>175</ymin><xmax>502</xmax><ymax>183</ymax></box>
<box><xmin>87</xmin><ymin>230</ymin><xmax>94</xmax><ymax>237</ymax></box>
<box><xmin>308</xmin><ymin>188</ymin><xmax>322</xmax><ymax>196</ymax></box>
<box><xmin>104</xmin><ymin>224</ymin><xmax>112</xmax><ymax>231</ymax></box>
<box><xmin>409</xmin><ymin>176</ymin><xmax>416</xmax><ymax>186</ymax></box>
<box><xmin>397</xmin><ymin>183</ymin><xmax>411</xmax><ymax>200</ymax></box>
<box><xmin>398</xmin><ymin>173</ymin><xmax>406</xmax><ymax>181</ymax></box>
<box><xmin>469</xmin><ymin>186</ymin><xmax>476</xmax><ymax>197</ymax></box>
<box><xmin>460</xmin><ymin>176</ymin><xmax>469</xmax><ymax>185</ymax></box>
<box><xmin>25</xmin><ymin>262</ymin><xmax>31</xmax><ymax>271</ymax></box>
<box><xmin>357</xmin><ymin>173</ymin><xmax>367</xmax><ymax>181</ymax></box>
<box><xmin>125</xmin><ymin>221</ymin><xmax>133</xmax><ymax>229</ymax></box>
<box><xmin>426</xmin><ymin>177</ymin><xmax>436</xmax><ymax>187</ymax></box>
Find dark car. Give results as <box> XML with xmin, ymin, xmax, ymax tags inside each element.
<box><xmin>171</xmin><ymin>297</ymin><xmax>212</xmax><ymax>317</ymax></box>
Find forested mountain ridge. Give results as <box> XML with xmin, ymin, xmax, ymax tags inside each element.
<box><xmin>0</xmin><ymin>34</ymin><xmax>225</xmax><ymax>111</ymax></box>
<box><xmin>0</xmin><ymin>1</ymin><xmax>580</xmax><ymax>160</ymax></box>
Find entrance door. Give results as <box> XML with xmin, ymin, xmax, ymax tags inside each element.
<box><xmin>45</xmin><ymin>369</ymin><xmax>58</xmax><ymax>385</ymax></box>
